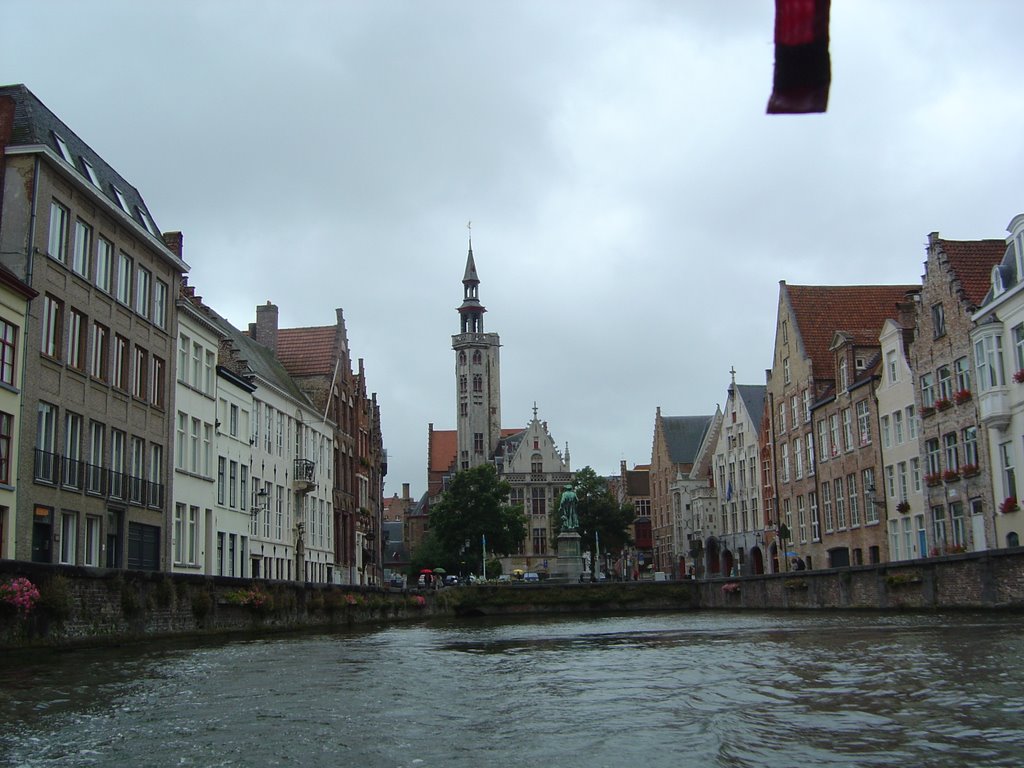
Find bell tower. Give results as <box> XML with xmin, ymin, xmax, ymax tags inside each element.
<box><xmin>453</xmin><ymin>231</ymin><xmax>502</xmax><ymax>470</ymax></box>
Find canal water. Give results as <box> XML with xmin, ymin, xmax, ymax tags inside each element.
<box><xmin>1</xmin><ymin>611</ymin><xmax>1023</xmax><ymax>767</ymax></box>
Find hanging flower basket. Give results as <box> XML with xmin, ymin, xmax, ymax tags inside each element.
<box><xmin>1014</xmin><ymin>369</ymin><xmax>1024</xmax><ymax>384</ymax></box>
<box><xmin>934</xmin><ymin>397</ymin><xmax>953</xmax><ymax>411</ymax></box>
<box><xmin>1000</xmin><ymin>497</ymin><xmax>1019</xmax><ymax>514</ymax></box>
<box><xmin>896</xmin><ymin>501</ymin><xmax>911</xmax><ymax>514</ymax></box>
<box><xmin>953</xmin><ymin>389</ymin><xmax>972</xmax><ymax>405</ymax></box>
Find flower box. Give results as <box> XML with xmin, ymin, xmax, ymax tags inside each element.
<box><xmin>934</xmin><ymin>398</ymin><xmax>953</xmax><ymax>411</ymax></box>
<box><xmin>924</xmin><ymin>473</ymin><xmax>943</xmax><ymax>487</ymax></box>
<box><xmin>1000</xmin><ymin>497</ymin><xmax>1019</xmax><ymax>514</ymax></box>
<box><xmin>961</xmin><ymin>463</ymin><xmax>980</xmax><ymax>478</ymax></box>
<box><xmin>1014</xmin><ymin>369</ymin><xmax>1024</xmax><ymax>384</ymax></box>
<box><xmin>942</xmin><ymin>469</ymin><xmax>961</xmax><ymax>483</ymax></box>
<box><xmin>919</xmin><ymin>406</ymin><xmax>936</xmax><ymax>418</ymax></box>
<box><xmin>953</xmin><ymin>389</ymin><xmax>972</xmax><ymax>405</ymax></box>
<box><xmin>896</xmin><ymin>501</ymin><xmax>911</xmax><ymax>514</ymax></box>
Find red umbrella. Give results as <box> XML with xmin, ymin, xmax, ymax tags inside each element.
<box><xmin>420</xmin><ymin>568</ymin><xmax>433</xmax><ymax>574</ymax></box>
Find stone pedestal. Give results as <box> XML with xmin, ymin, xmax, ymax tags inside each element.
<box><xmin>551</xmin><ymin>531</ymin><xmax>584</xmax><ymax>583</ymax></box>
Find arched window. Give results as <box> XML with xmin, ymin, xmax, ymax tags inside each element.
<box><xmin>473</xmin><ymin>374</ymin><xmax>483</xmax><ymax>392</ymax></box>
<box><xmin>1008</xmin><ymin>531</ymin><xmax>1020</xmax><ymax>548</ymax></box>
<box><xmin>458</xmin><ymin>351</ymin><xmax>466</xmax><ymax>366</ymax></box>
<box><xmin>472</xmin><ymin>350</ymin><xmax>482</xmax><ymax>365</ymax></box>
<box><xmin>459</xmin><ymin>375</ymin><xmax>467</xmax><ymax>393</ymax></box>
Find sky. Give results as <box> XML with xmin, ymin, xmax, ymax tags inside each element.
<box><xmin>4</xmin><ymin>1</ymin><xmax>1024</xmax><ymax>501</ymax></box>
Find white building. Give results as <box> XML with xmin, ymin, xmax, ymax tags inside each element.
<box><xmin>209</xmin><ymin>306</ymin><xmax>336</xmax><ymax>583</ymax></box>
<box><xmin>705</xmin><ymin>376</ymin><xmax>766</xmax><ymax>575</ymax></box>
<box><xmin>498</xmin><ymin>404</ymin><xmax>572</xmax><ymax>575</ymax></box>
<box><xmin>171</xmin><ymin>290</ymin><xmax>222</xmax><ymax>575</ymax></box>
<box><xmin>971</xmin><ymin>212</ymin><xmax>1024</xmax><ymax>550</ymax></box>
<box><xmin>877</xmin><ymin>317</ymin><xmax>928</xmax><ymax>560</ymax></box>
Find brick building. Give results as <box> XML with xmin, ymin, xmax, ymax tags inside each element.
<box><xmin>766</xmin><ymin>282</ymin><xmax>916</xmax><ymax>570</ymax></box>
<box><xmin>910</xmin><ymin>234</ymin><xmax>1005</xmax><ymax>554</ymax></box>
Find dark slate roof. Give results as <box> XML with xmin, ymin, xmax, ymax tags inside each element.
<box><xmin>735</xmin><ymin>384</ymin><xmax>766</xmax><ymax>432</ymax></box>
<box><xmin>0</xmin><ymin>84</ymin><xmax>178</xmax><ymax>265</ymax></box>
<box><xmin>203</xmin><ymin>308</ymin><xmax>313</xmax><ymax>406</ymax></box>
<box><xmin>785</xmin><ymin>284</ymin><xmax>917</xmax><ymax>382</ymax></box>
<box><xmin>624</xmin><ymin>468</ymin><xmax>650</xmax><ymax>497</ymax></box>
<box><xmin>662</xmin><ymin>415</ymin><xmax>715</xmax><ymax>465</ymax></box>
<box><xmin>936</xmin><ymin>238</ymin><xmax>1008</xmax><ymax>308</ymax></box>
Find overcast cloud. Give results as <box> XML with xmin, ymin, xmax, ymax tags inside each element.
<box><xmin>4</xmin><ymin>1</ymin><xmax>1024</xmax><ymax>499</ymax></box>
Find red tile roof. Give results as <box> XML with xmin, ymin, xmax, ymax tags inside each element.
<box><xmin>934</xmin><ymin>238</ymin><xmax>1006</xmax><ymax>308</ymax></box>
<box><xmin>276</xmin><ymin>326</ymin><xmax>336</xmax><ymax>377</ymax></box>
<box><xmin>785</xmin><ymin>284</ymin><xmax>917</xmax><ymax>382</ymax></box>
<box><xmin>427</xmin><ymin>427</ymin><xmax>525</xmax><ymax>489</ymax></box>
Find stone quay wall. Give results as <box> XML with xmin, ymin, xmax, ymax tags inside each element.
<box><xmin>4</xmin><ymin>548</ymin><xmax>1024</xmax><ymax>649</ymax></box>
<box><xmin>0</xmin><ymin>561</ymin><xmax>432</xmax><ymax>650</ymax></box>
<box><xmin>699</xmin><ymin>547</ymin><xmax>1024</xmax><ymax>610</ymax></box>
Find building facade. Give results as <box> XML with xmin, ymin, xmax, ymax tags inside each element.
<box><xmin>766</xmin><ymin>282</ymin><xmax>916</xmax><ymax>570</ymax></box>
<box><xmin>650</xmin><ymin>407</ymin><xmax>714</xmax><ymax>577</ymax></box>
<box><xmin>706</xmin><ymin>377</ymin><xmax>766</xmax><ymax>577</ymax></box>
<box><xmin>877</xmin><ymin>316</ymin><xmax>929</xmax><ymax>561</ymax></box>
<box><xmin>0</xmin><ymin>266</ymin><xmax>37</xmax><ymax>559</ymax></box>
<box><xmin>0</xmin><ymin>85</ymin><xmax>186</xmax><ymax>571</ymax></box>
<box><xmin>970</xmin><ymin>213</ymin><xmax>1024</xmax><ymax>550</ymax></box>
<box><xmin>911</xmin><ymin>234</ymin><xmax>1006</xmax><ymax>554</ymax></box>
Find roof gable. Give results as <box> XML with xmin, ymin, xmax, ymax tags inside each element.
<box><xmin>277</xmin><ymin>326</ymin><xmax>337</xmax><ymax>377</ymax></box>
<box><xmin>784</xmin><ymin>283</ymin><xmax>916</xmax><ymax>382</ymax></box>
<box><xmin>934</xmin><ymin>237</ymin><xmax>1007</xmax><ymax>309</ymax></box>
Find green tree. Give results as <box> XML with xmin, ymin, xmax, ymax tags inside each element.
<box><xmin>570</xmin><ymin>466</ymin><xmax>634</xmax><ymax>565</ymax></box>
<box><xmin>430</xmin><ymin>464</ymin><xmax>527</xmax><ymax>569</ymax></box>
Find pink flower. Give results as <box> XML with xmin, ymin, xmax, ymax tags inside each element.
<box><xmin>0</xmin><ymin>577</ymin><xmax>41</xmax><ymax>615</ymax></box>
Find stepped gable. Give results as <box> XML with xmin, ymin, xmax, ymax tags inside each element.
<box><xmin>934</xmin><ymin>238</ymin><xmax>1008</xmax><ymax>309</ymax></box>
<box><xmin>786</xmin><ymin>284</ymin><xmax>917</xmax><ymax>381</ymax></box>
<box><xmin>277</xmin><ymin>326</ymin><xmax>336</xmax><ymax>377</ymax></box>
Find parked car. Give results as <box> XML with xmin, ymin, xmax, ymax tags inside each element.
<box><xmin>522</xmin><ymin>572</ymin><xmax>540</xmax><ymax>583</ymax></box>
<box><xmin>444</xmin><ymin>575</ymin><xmax>460</xmax><ymax>587</ymax></box>
<box><xmin>496</xmin><ymin>574</ymin><xmax>512</xmax><ymax>584</ymax></box>
<box><xmin>389</xmin><ymin>575</ymin><xmax>406</xmax><ymax>588</ymax></box>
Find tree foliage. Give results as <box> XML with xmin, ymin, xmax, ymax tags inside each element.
<box><xmin>429</xmin><ymin>464</ymin><xmax>527</xmax><ymax>568</ymax></box>
<box><xmin>570</xmin><ymin>466</ymin><xmax>635</xmax><ymax>556</ymax></box>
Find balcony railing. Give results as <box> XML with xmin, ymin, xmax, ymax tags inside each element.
<box><xmin>293</xmin><ymin>458</ymin><xmax>317</xmax><ymax>492</ymax></box>
<box><xmin>34</xmin><ymin>449</ymin><xmax>164</xmax><ymax>509</ymax></box>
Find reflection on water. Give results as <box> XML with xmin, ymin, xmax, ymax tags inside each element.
<box><xmin>1</xmin><ymin>612</ymin><xmax>1023</xmax><ymax>767</ymax></box>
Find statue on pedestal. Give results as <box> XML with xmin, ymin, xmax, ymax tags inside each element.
<box><xmin>558</xmin><ymin>484</ymin><xmax>578</xmax><ymax>532</ymax></box>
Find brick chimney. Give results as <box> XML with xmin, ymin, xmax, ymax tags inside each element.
<box><xmin>402</xmin><ymin>482</ymin><xmax>410</xmax><ymax>501</ymax></box>
<box><xmin>163</xmin><ymin>231</ymin><xmax>183</xmax><ymax>260</ymax></box>
<box><xmin>254</xmin><ymin>301</ymin><xmax>278</xmax><ymax>352</ymax></box>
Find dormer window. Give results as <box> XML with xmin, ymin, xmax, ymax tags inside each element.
<box><xmin>993</xmin><ymin>265</ymin><xmax>1006</xmax><ymax>297</ymax></box>
<box><xmin>53</xmin><ymin>132</ymin><xmax>73</xmax><ymax>163</ymax></box>
<box><xmin>839</xmin><ymin>356</ymin><xmax>849</xmax><ymax>390</ymax></box>
<box><xmin>112</xmin><ymin>186</ymin><xmax>131</xmax><ymax>214</ymax></box>
<box><xmin>138</xmin><ymin>207</ymin><xmax>158</xmax><ymax>236</ymax></box>
<box><xmin>82</xmin><ymin>159</ymin><xmax>101</xmax><ymax>188</ymax></box>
